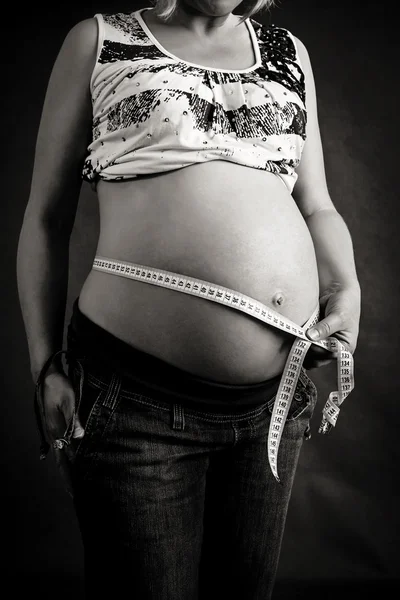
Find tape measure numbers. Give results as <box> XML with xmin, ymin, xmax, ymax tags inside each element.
<box><xmin>93</xmin><ymin>256</ymin><xmax>354</xmax><ymax>482</ymax></box>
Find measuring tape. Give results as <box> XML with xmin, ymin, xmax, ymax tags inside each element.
<box><xmin>93</xmin><ymin>256</ymin><xmax>354</xmax><ymax>482</ymax></box>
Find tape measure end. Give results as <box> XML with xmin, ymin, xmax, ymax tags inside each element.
<box><xmin>318</xmin><ymin>420</ymin><xmax>333</xmax><ymax>435</ymax></box>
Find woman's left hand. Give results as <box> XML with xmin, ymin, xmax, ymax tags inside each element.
<box><xmin>303</xmin><ymin>283</ymin><xmax>361</xmax><ymax>369</ymax></box>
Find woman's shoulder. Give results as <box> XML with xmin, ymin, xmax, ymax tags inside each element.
<box><xmin>60</xmin><ymin>12</ymin><xmax>142</xmax><ymax>72</ymax></box>
<box><xmin>47</xmin><ymin>18</ymin><xmax>99</xmax><ymax>101</ymax></box>
<box><xmin>65</xmin><ymin>17</ymin><xmax>99</xmax><ymax>42</ymax></box>
<box><xmin>92</xmin><ymin>11</ymin><xmax>145</xmax><ymax>42</ymax></box>
<box><xmin>62</xmin><ymin>17</ymin><xmax>99</xmax><ymax>59</ymax></box>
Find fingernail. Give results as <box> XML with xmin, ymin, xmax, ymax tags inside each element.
<box><xmin>307</xmin><ymin>328</ymin><xmax>319</xmax><ymax>341</ymax></box>
<box><xmin>73</xmin><ymin>428</ymin><xmax>85</xmax><ymax>438</ymax></box>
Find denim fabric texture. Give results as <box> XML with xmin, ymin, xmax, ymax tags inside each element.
<box><xmin>60</xmin><ymin>301</ymin><xmax>318</xmax><ymax>600</ymax></box>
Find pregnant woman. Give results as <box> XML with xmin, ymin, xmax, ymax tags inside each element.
<box><xmin>17</xmin><ymin>1</ymin><xmax>361</xmax><ymax>598</ymax></box>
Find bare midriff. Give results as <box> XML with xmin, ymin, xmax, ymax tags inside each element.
<box><xmin>78</xmin><ymin>161</ymin><xmax>319</xmax><ymax>384</ymax></box>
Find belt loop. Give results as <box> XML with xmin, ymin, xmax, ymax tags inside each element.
<box><xmin>102</xmin><ymin>372</ymin><xmax>122</xmax><ymax>410</ymax></box>
<box><xmin>171</xmin><ymin>403</ymin><xmax>185</xmax><ymax>431</ymax></box>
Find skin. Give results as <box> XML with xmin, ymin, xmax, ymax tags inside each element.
<box><xmin>17</xmin><ymin>0</ymin><xmax>361</xmax><ymax>495</ymax></box>
<box><xmin>164</xmin><ymin>0</ymin><xmax>247</xmax><ymax>32</ymax></box>
<box><xmin>140</xmin><ymin>0</ymin><xmax>256</xmax><ymax>67</ymax></box>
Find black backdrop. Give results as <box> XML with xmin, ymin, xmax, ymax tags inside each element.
<box><xmin>2</xmin><ymin>1</ymin><xmax>398</xmax><ymax>597</ymax></box>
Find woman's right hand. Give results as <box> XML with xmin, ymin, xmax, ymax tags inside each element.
<box><xmin>42</xmin><ymin>370</ymin><xmax>85</xmax><ymax>497</ymax></box>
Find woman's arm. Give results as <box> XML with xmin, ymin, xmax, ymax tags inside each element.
<box><xmin>292</xmin><ymin>37</ymin><xmax>361</xmax><ymax>363</ymax></box>
<box><xmin>16</xmin><ymin>18</ymin><xmax>98</xmax><ymax>383</ymax></box>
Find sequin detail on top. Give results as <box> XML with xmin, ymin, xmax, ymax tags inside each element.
<box><xmin>82</xmin><ymin>8</ymin><xmax>307</xmax><ymax>193</ymax></box>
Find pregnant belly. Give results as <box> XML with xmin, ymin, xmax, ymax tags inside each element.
<box><xmin>78</xmin><ymin>163</ymin><xmax>319</xmax><ymax>384</ymax></box>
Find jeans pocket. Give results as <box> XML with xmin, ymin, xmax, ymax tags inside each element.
<box><xmin>267</xmin><ymin>368</ymin><xmax>318</xmax><ymax>422</ymax></box>
<box><xmin>67</xmin><ymin>365</ymin><xmax>122</xmax><ymax>479</ymax></box>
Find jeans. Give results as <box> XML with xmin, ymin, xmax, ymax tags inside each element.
<box><xmin>61</xmin><ymin>302</ymin><xmax>318</xmax><ymax>600</ymax></box>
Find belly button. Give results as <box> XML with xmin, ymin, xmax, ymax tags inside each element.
<box><xmin>272</xmin><ymin>292</ymin><xmax>285</xmax><ymax>307</ymax></box>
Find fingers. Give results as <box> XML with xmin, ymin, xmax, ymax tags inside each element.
<box><xmin>306</xmin><ymin>311</ymin><xmax>344</xmax><ymax>342</ymax></box>
<box><xmin>45</xmin><ymin>404</ymin><xmax>69</xmax><ymax>445</ymax></box>
<box><xmin>57</xmin><ymin>380</ymin><xmax>85</xmax><ymax>439</ymax></box>
<box><xmin>43</xmin><ymin>372</ymin><xmax>82</xmax><ymax>444</ymax></box>
<box><xmin>73</xmin><ymin>415</ymin><xmax>85</xmax><ymax>439</ymax></box>
<box><xmin>41</xmin><ymin>372</ymin><xmax>82</xmax><ymax>499</ymax></box>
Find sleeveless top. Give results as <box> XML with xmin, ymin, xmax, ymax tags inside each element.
<box><xmin>82</xmin><ymin>7</ymin><xmax>307</xmax><ymax>193</ymax></box>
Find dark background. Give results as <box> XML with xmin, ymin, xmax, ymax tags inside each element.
<box><xmin>2</xmin><ymin>0</ymin><xmax>398</xmax><ymax>597</ymax></box>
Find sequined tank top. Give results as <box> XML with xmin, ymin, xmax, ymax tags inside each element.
<box><xmin>82</xmin><ymin>7</ymin><xmax>307</xmax><ymax>193</ymax></box>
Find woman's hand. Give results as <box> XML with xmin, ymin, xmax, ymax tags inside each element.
<box><xmin>304</xmin><ymin>283</ymin><xmax>361</xmax><ymax>369</ymax></box>
<box><xmin>42</xmin><ymin>370</ymin><xmax>85</xmax><ymax>497</ymax></box>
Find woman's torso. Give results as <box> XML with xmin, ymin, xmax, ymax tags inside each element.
<box><xmin>79</xmin><ymin>163</ymin><xmax>319</xmax><ymax>384</ymax></box>
<box><xmin>78</xmin><ymin>8</ymin><xmax>318</xmax><ymax>384</ymax></box>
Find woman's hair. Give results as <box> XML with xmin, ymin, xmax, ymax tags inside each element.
<box><xmin>150</xmin><ymin>1</ymin><xmax>276</xmax><ymax>25</ymax></box>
